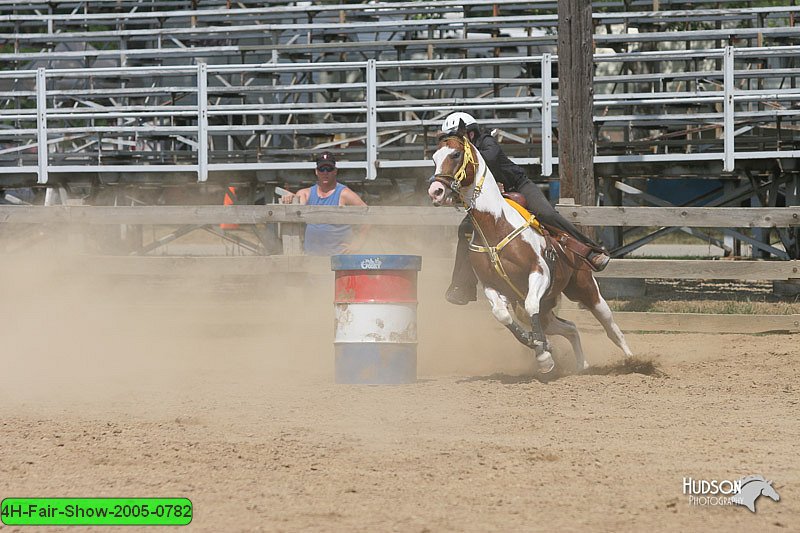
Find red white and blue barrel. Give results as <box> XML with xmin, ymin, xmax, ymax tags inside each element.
<box><xmin>331</xmin><ymin>254</ymin><xmax>422</xmax><ymax>384</ymax></box>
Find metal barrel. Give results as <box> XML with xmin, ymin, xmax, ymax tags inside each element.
<box><xmin>331</xmin><ymin>254</ymin><xmax>422</xmax><ymax>384</ymax></box>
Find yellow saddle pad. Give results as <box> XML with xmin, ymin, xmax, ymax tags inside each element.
<box><xmin>504</xmin><ymin>198</ymin><xmax>544</xmax><ymax>234</ymax></box>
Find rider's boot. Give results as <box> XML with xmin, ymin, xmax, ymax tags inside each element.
<box><xmin>556</xmin><ymin>233</ymin><xmax>610</xmax><ymax>272</ymax></box>
<box><xmin>586</xmin><ymin>250</ymin><xmax>611</xmax><ymax>272</ymax></box>
<box><xmin>445</xmin><ymin>283</ymin><xmax>477</xmax><ymax>305</ymax></box>
<box><xmin>446</xmin><ymin>220</ymin><xmax>479</xmax><ymax>305</ymax></box>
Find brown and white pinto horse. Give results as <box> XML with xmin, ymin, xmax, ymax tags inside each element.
<box><xmin>428</xmin><ymin>130</ymin><xmax>632</xmax><ymax>373</ymax></box>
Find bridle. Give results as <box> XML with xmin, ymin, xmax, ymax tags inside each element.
<box><xmin>433</xmin><ymin>135</ymin><xmax>486</xmax><ymax>208</ymax></box>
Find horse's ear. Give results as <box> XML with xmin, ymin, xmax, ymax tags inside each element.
<box><xmin>456</xmin><ymin>119</ymin><xmax>467</xmax><ymax>137</ymax></box>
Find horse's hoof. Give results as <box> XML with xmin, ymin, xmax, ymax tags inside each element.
<box><xmin>536</xmin><ymin>351</ymin><xmax>555</xmax><ymax>374</ymax></box>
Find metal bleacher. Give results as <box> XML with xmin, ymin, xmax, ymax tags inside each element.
<box><xmin>0</xmin><ymin>1</ymin><xmax>798</xmax><ymax>217</ymax></box>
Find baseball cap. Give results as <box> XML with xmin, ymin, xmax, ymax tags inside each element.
<box><xmin>315</xmin><ymin>151</ymin><xmax>337</xmax><ymax>169</ymax></box>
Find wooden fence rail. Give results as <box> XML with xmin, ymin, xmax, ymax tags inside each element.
<box><xmin>2</xmin><ymin>205</ymin><xmax>798</xmax><ymax>282</ymax></box>
<box><xmin>1</xmin><ymin>205</ymin><xmax>799</xmax><ymax>227</ymax></box>
<box><xmin>1</xmin><ymin>254</ymin><xmax>792</xmax><ymax>282</ymax></box>
<box><xmin>2</xmin><ymin>255</ymin><xmax>795</xmax><ymax>336</ymax></box>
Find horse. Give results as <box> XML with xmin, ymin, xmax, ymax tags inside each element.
<box><xmin>731</xmin><ymin>475</ymin><xmax>780</xmax><ymax>512</ymax></box>
<box><xmin>428</xmin><ymin>128</ymin><xmax>633</xmax><ymax>373</ymax></box>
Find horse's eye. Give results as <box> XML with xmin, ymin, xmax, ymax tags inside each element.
<box><xmin>451</xmin><ymin>152</ymin><xmax>461</xmax><ymax>160</ymax></box>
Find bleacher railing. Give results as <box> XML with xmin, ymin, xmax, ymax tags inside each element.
<box><xmin>1</xmin><ymin>45</ymin><xmax>799</xmax><ymax>184</ymax></box>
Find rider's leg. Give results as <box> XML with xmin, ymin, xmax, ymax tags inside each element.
<box><xmin>518</xmin><ymin>181</ymin><xmax>599</xmax><ymax>246</ymax></box>
<box><xmin>446</xmin><ymin>216</ymin><xmax>478</xmax><ymax>305</ymax></box>
<box><xmin>517</xmin><ymin>181</ymin><xmax>610</xmax><ymax>271</ymax></box>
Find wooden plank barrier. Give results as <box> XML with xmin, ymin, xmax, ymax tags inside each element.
<box><xmin>1</xmin><ymin>205</ymin><xmax>799</xmax><ymax>228</ymax></box>
<box><xmin>0</xmin><ymin>255</ymin><xmax>794</xmax><ymax>334</ymax></box>
<box><xmin>559</xmin><ymin>310</ymin><xmax>800</xmax><ymax>334</ymax></box>
<box><xmin>0</xmin><ymin>255</ymin><xmax>795</xmax><ymax>282</ymax></box>
<box><xmin>1</xmin><ymin>205</ymin><xmax>798</xmax><ymax>282</ymax></box>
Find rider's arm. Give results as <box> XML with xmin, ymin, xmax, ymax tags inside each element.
<box><xmin>478</xmin><ymin>135</ymin><xmax>503</xmax><ymax>165</ymax></box>
<box><xmin>478</xmin><ymin>135</ymin><xmax>530</xmax><ymax>192</ymax></box>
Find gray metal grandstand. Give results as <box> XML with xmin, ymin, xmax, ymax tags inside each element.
<box><xmin>0</xmin><ymin>0</ymin><xmax>797</xmax><ymax>259</ymax></box>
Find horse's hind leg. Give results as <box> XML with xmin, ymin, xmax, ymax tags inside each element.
<box><xmin>542</xmin><ymin>310</ymin><xmax>588</xmax><ymax>371</ymax></box>
<box><xmin>575</xmin><ymin>277</ymin><xmax>633</xmax><ymax>357</ymax></box>
<box><xmin>589</xmin><ymin>297</ymin><xmax>633</xmax><ymax>357</ymax></box>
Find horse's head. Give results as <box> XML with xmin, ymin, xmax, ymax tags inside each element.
<box><xmin>735</xmin><ymin>475</ymin><xmax>781</xmax><ymax>512</ymax></box>
<box><xmin>428</xmin><ymin>130</ymin><xmax>479</xmax><ymax>207</ymax></box>
<box><xmin>761</xmin><ymin>480</ymin><xmax>780</xmax><ymax>502</ymax></box>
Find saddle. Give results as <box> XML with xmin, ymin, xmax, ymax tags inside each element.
<box><xmin>503</xmin><ymin>196</ymin><xmax>594</xmax><ymax>271</ymax></box>
<box><xmin>502</xmin><ymin>192</ymin><xmax>528</xmax><ymax>209</ymax></box>
<box><xmin>503</xmin><ymin>197</ymin><xmax>544</xmax><ymax>235</ymax></box>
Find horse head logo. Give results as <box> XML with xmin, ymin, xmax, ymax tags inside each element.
<box><xmin>731</xmin><ymin>475</ymin><xmax>780</xmax><ymax>513</ymax></box>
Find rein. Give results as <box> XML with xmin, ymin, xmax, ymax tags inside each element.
<box><xmin>435</xmin><ymin>135</ymin><xmax>539</xmax><ymax>302</ymax></box>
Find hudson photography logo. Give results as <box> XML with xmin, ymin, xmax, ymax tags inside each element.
<box><xmin>683</xmin><ymin>475</ymin><xmax>781</xmax><ymax>512</ymax></box>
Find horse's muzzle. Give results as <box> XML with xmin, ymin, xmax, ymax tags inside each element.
<box><xmin>428</xmin><ymin>180</ymin><xmax>449</xmax><ymax>207</ymax></box>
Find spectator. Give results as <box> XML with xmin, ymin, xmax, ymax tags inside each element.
<box><xmin>281</xmin><ymin>151</ymin><xmax>369</xmax><ymax>255</ymax></box>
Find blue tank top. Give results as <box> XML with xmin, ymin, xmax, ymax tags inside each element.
<box><xmin>304</xmin><ymin>183</ymin><xmax>354</xmax><ymax>256</ymax></box>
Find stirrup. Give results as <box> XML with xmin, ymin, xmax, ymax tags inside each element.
<box><xmin>587</xmin><ymin>251</ymin><xmax>610</xmax><ymax>272</ymax></box>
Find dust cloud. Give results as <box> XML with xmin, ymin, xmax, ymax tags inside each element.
<box><xmin>0</xmin><ymin>224</ymin><xmax>542</xmax><ymax>412</ymax></box>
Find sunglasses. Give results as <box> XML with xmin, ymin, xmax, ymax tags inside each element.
<box><xmin>317</xmin><ymin>166</ymin><xmax>336</xmax><ymax>173</ymax></box>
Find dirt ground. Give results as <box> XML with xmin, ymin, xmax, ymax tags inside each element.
<box><xmin>0</xmin><ymin>254</ymin><xmax>797</xmax><ymax>532</ymax></box>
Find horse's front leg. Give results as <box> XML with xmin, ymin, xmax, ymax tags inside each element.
<box><xmin>483</xmin><ymin>287</ymin><xmax>538</xmax><ymax>348</ymax></box>
<box><xmin>524</xmin><ymin>269</ymin><xmax>555</xmax><ymax>374</ymax></box>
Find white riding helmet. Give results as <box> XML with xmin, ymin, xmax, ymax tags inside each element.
<box><xmin>441</xmin><ymin>112</ymin><xmax>477</xmax><ymax>134</ymax></box>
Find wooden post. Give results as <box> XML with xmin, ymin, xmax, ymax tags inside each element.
<box><xmin>281</xmin><ymin>197</ymin><xmax>303</xmax><ymax>255</ymax></box>
<box><xmin>557</xmin><ymin>0</ymin><xmax>596</xmax><ymax>235</ymax></box>
<box><xmin>281</xmin><ymin>223</ymin><xmax>303</xmax><ymax>255</ymax></box>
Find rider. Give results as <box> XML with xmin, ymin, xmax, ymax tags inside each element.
<box><xmin>440</xmin><ymin>111</ymin><xmax>611</xmax><ymax>305</ymax></box>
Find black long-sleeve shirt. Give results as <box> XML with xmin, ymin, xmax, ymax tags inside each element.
<box><xmin>472</xmin><ymin>130</ymin><xmax>531</xmax><ymax>192</ymax></box>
